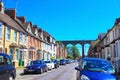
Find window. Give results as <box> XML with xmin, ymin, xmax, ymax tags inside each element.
<box><xmin>10</xmin><ymin>49</ymin><xmax>14</xmax><ymax>60</ymax></box>
<box><xmin>114</xmin><ymin>45</ymin><xmax>116</xmax><ymax>57</ymax></box>
<box><xmin>116</xmin><ymin>43</ymin><xmax>118</xmax><ymax>57</ymax></box>
<box><xmin>19</xmin><ymin>32</ymin><xmax>22</xmax><ymax>44</ymax></box>
<box><xmin>119</xmin><ymin>27</ymin><xmax>120</xmax><ymax>37</ymax></box>
<box><xmin>24</xmin><ymin>35</ymin><xmax>27</xmax><ymax>44</ymax></box>
<box><xmin>6</xmin><ymin>27</ymin><xmax>11</xmax><ymax>40</ymax></box>
<box><xmin>115</xmin><ymin>28</ymin><xmax>117</xmax><ymax>38</ymax></box>
<box><xmin>43</xmin><ymin>53</ymin><xmax>44</xmax><ymax>60</ymax></box>
<box><xmin>0</xmin><ymin>55</ymin><xmax>4</xmax><ymax>65</ymax></box>
<box><xmin>20</xmin><ymin>51</ymin><xmax>22</xmax><ymax>59</ymax></box>
<box><xmin>0</xmin><ymin>55</ymin><xmax>11</xmax><ymax>65</ymax></box>
<box><xmin>5</xmin><ymin>56</ymin><xmax>11</xmax><ymax>65</ymax></box>
<box><xmin>14</xmin><ymin>31</ymin><xmax>17</xmax><ymax>42</ymax></box>
<box><xmin>23</xmin><ymin>51</ymin><xmax>26</xmax><ymax>60</ymax></box>
<box><xmin>29</xmin><ymin>51</ymin><xmax>33</xmax><ymax>60</ymax></box>
<box><xmin>0</xmin><ymin>22</ymin><xmax>3</xmax><ymax>38</ymax></box>
<box><xmin>16</xmin><ymin>49</ymin><xmax>18</xmax><ymax>60</ymax></box>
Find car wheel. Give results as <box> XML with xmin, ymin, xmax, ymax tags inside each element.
<box><xmin>9</xmin><ymin>75</ymin><xmax>14</xmax><ymax>80</ymax></box>
<box><xmin>76</xmin><ymin>71</ymin><xmax>80</xmax><ymax>80</ymax></box>
<box><xmin>24</xmin><ymin>71</ymin><xmax>27</xmax><ymax>74</ymax></box>
<box><xmin>40</xmin><ymin>68</ymin><xmax>43</xmax><ymax>74</ymax></box>
<box><xmin>45</xmin><ymin>67</ymin><xmax>48</xmax><ymax>72</ymax></box>
<box><xmin>55</xmin><ymin>66</ymin><xmax>57</xmax><ymax>68</ymax></box>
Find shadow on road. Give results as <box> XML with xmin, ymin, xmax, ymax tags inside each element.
<box><xmin>20</xmin><ymin>73</ymin><xmax>41</xmax><ymax>76</ymax></box>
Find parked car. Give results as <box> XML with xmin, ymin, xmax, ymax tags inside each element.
<box><xmin>75</xmin><ymin>57</ymin><xmax>117</xmax><ymax>80</ymax></box>
<box><xmin>52</xmin><ymin>59</ymin><xmax>59</xmax><ymax>68</ymax></box>
<box><xmin>66</xmin><ymin>59</ymin><xmax>71</xmax><ymax>64</ymax></box>
<box><xmin>0</xmin><ymin>53</ymin><xmax>16</xmax><ymax>80</ymax></box>
<box><xmin>60</xmin><ymin>59</ymin><xmax>66</xmax><ymax>65</ymax></box>
<box><xmin>24</xmin><ymin>60</ymin><xmax>48</xmax><ymax>74</ymax></box>
<box><xmin>44</xmin><ymin>60</ymin><xmax>55</xmax><ymax>70</ymax></box>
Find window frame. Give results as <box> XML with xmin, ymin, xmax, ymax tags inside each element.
<box><xmin>10</xmin><ymin>48</ymin><xmax>14</xmax><ymax>60</ymax></box>
<box><xmin>14</xmin><ymin>31</ymin><xmax>17</xmax><ymax>42</ymax></box>
<box><xmin>6</xmin><ymin>27</ymin><xmax>11</xmax><ymax>40</ymax></box>
<box><xmin>19</xmin><ymin>32</ymin><xmax>23</xmax><ymax>44</ymax></box>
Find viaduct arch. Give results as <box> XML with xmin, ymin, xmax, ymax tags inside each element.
<box><xmin>60</xmin><ymin>40</ymin><xmax>95</xmax><ymax>58</ymax></box>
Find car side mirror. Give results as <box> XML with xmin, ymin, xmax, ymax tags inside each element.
<box><xmin>75</xmin><ymin>66</ymin><xmax>81</xmax><ymax>71</ymax></box>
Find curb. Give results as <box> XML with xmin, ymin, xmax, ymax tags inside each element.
<box><xmin>16</xmin><ymin>66</ymin><xmax>24</xmax><ymax>70</ymax></box>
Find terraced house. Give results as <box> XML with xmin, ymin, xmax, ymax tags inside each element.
<box><xmin>0</xmin><ymin>2</ymin><xmax>28</xmax><ymax>67</ymax></box>
<box><xmin>0</xmin><ymin>2</ymin><xmax>67</xmax><ymax>67</ymax></box>
<box><xmin>88</xmin><ymin>18</ymin><xmax>120</xmax><ymax>73</ymax></box>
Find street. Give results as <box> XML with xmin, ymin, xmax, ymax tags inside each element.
<box><xmin>16</xmin><ymin>63</ymin><xmax>77</xmax><ymax>80</ymax></box>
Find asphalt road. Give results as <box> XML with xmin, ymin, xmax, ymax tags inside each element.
<box><xmin>16</xmin><ymin>63</ymin><xmax>77</xmax><ymax>80</ymax></box>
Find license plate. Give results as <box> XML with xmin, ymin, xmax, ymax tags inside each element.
<box><xmin>28</xmin><ymin>70</ymin><xmax>34</xmax><ymax>72</ymax></box>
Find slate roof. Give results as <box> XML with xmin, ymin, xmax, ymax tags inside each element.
<box><xmin>0</xmin><ymin>12</ymin><xmax>25</xmax><ymax>33</ymax></box>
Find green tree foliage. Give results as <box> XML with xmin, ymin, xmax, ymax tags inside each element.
<box><xmin>67</xmin><ymin>54</ymin><xmax>74</xmax><ymax>59</ymax></box>
<box><xmin>66</xmin><ymin>45</ymin><xmax>80</xmax><ymax>59</ymax></box>
<box><xmin>66</xmin><ymin>46</ymin><xmax>72</xmax><ymax>55</ymax></box>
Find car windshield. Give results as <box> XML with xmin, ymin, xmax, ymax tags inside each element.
<box><xmin>45</xmin><ymin>61</ymin><xmax>51</xmax><ymax>63</ymax></box>
<box><xmin>52</xmin><ymin>60</ymin><xmax>56</xmax><ymax>62</ymax></box>
<box><xmin>30</xmin><ymin>61</ymin><xmax>41</xmax><ymax>65</ymax></box>
<box><xmin>82</xmin><ymin>59</ymin><xmax>115</xmax><ymax>74</ymax></box>
<box><xmin>60</xmin><ymin>60</ymin><xmax>64</xmax><ymax>62</ymax></box>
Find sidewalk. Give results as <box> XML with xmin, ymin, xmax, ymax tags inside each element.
<box><xmin>16</xmin><ymin>66</ymin><xmax>24</xmax><ymax>78</ymax></box>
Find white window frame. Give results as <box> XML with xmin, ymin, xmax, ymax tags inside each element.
<box><xmin>14</xmin><ymin>31</ymin><xmax>17</xmax><ymax>42</ymax></box>
<box><xmin>19</xmin><ymin>32</ymin><xmax>22</xmax><ymax>44</ymax></box>
<box><xmin>6</xmin><ymin>27</ymin><xmax>11</xmax><ymax>40</ymax></box>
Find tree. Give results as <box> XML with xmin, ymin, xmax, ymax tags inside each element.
<box><xmin>67</xmin><ymin>54</ymin><xmax>74</xmax><ymax>59</ymax></box>
<box><xmin>66</xmin><ymin>45</ymin><xmax>81</xmax><ymax>59</ymax></box>
<box><xmin>72</xmin><ymin>45</ymin><xmax>80</xmax><ymax>59</ymax></box>
<box><xmin>66</xmin><ymin>46</ymin><xmax>72</xmax><ymax>55</ymax></box>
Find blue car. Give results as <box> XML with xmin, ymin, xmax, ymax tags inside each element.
<box><xmin>75</xmin><ymin>58</ymin><xmax>117</xmax><ymax>80</ymax></box>
<box><xmin>60</xmin><ymin>59</ymin><xmax>66</xmax><ymax>65</ymax></box>
<box><xmin>24</xmin><ymin>60</ymin><xmax>48</xmax><ymax>74</ymax></box>
<box><xmin>0</xmin><ymin>53</ymin><xmax>16</xmax><ymax>80</ymax></box>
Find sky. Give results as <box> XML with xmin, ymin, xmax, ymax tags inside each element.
<box><xmin>3</xmin><ymin>0</ymin><xmax>120</xmax><ymax>55</ymax></box>
<box><xmin>3</xmin><ymin>0</ymin><xmax>120</xmax><ymax>41</ymax></box>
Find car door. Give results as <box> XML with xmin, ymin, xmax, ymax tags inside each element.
<box><xmin>0</xmin><ymin>55</ymin><xmax>8</xmax><ymax>80</ymax></box>
<box><xmin>4</xmin><ymin>55</ymin><xmax>15</xmax><ymax>80</ymax></box>
<box><xmin>43</xmin><ymin>61</ymin><xmax>47</xmax><ymax>70</ymax></box>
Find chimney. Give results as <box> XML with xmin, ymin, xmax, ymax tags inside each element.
<box><xmin>0</xmin><ymin>2</ymin><xmax>4</xmax><ymax>13</ymax></box>
<box><xmin>17</xmin><ymin>16</ymin><xmax>26</xmax><ymax>23</ymax></box>
<box><xmin>115</xmin><ymin>18</ymin><xmax>120</xmax><ymax>25</ymax></box>
<box><xmin>33</xmin><ymin>25</ymin><xmax>38</xmax><ymax>28</ymax></box>
<box><xmin>5</xmin><ymin>9</ymin><xmax>16</xmax><ymax>19</ymax></box>
<box><xmin>38</xmin><ymin>28</ymin><xmax>42</xmax><ymax>31</ymax></box>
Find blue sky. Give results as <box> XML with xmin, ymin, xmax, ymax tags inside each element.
<box><xmin>3</xmin><ymin>0</ymin><xmax>120</xmax><ymax>41</ymax></box>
